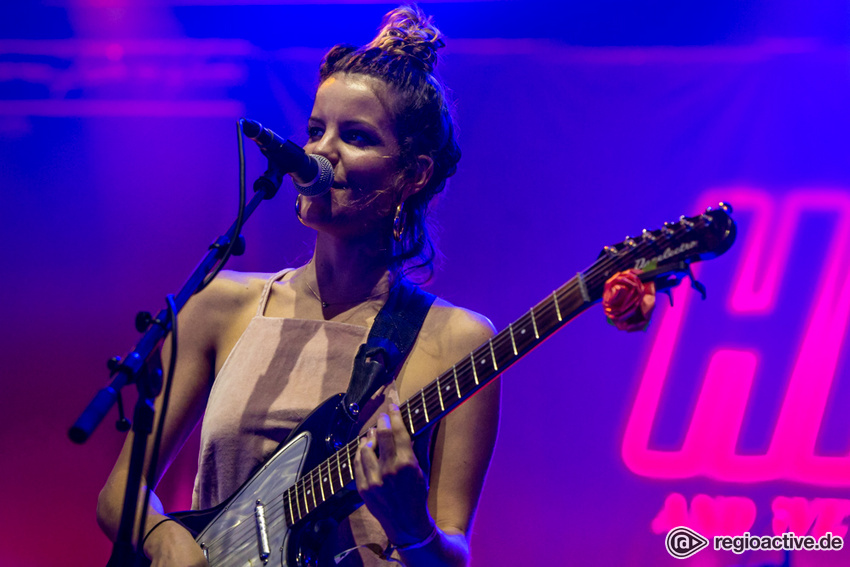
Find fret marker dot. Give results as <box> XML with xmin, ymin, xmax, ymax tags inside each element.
<box><xmin>342</xmin><ymin>463</ymin><xmax>347</xmax><ymax>468</ymax></box>
<box><xmin>521</xmin><ymin>329</ymin><xmax>526</xmax><ymax>334</ymax></box>
<box><xmin>415</xmin><ymin>408</ymin><xmax>420</xmax><ymax>414</ymax></box>
<box><xmin>323</xmin><ymin>477</ymin><xmax>327</xmax><ymax>482</ymax></box>
<box><xmin>307</xmin><ymin>490</ymin><xmax>311</xmax><ymax>495</ymax></box>
<box><xmin>481</xmin><ymin>359</ymin><xmax>486</xmax><ymax>365</ymax></box>
<box><xmin>446</xmin><ymin>386</ymin><xmax>451</xmax><ymax>391</ymax></box>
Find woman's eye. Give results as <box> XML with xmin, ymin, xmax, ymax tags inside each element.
<box><xmin>344</xmin><ymin>130</ymin><xmax>374</xmax><ymax>146</ymax></box>
<box><xmin>307</xmin><ymin>126</ymin><xmax>323</xmax><ymax>140</ymax></box>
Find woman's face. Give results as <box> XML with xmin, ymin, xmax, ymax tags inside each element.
<box><xmin>299</xmin><ymin>73</ymin><xmax>402</xmax><ymax>239</ymax></box>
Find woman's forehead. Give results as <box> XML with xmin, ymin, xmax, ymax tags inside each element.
<box><xmin>313</xmin><ymin>74</ymin><xmax>395</xmax><ymax>128</ymax></box>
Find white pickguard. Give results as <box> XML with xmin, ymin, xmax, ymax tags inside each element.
<box><xmin>196</xmin><ymin>432</ymin><xmax>311</xmax><ymax>566</ymax></box>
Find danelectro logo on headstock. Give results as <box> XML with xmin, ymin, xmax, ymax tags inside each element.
<box><xmin>634</xmin><ymin>241</ymin><xmax>698</xmax><ymax>270</ymax></box>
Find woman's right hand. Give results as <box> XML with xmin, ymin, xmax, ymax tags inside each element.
<box><xmin>143</xmin><ymin>520</ymin><xmax>208</xmax><ymax>567</ymax></box>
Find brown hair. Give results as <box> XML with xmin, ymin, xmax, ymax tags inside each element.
<box><xmin>319</xmin><ymin>5</ymin><xmax>461</xmax><ymax>282</ymax></box>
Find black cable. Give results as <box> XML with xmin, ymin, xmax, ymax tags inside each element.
<box><xmin>135</xmin><ymin>293</ymin><xmax>179</xmax><ymax>558</ymax></box>
<box><xmin>196</xmin><ymin>118</ymin><xmax>248</xmax><ymax>293</ymax></box>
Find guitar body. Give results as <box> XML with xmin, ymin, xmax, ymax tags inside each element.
<box><xmin>171</xmin><ymin>393</ymin><xmax>362</xmax><ymax>567</ymax></box>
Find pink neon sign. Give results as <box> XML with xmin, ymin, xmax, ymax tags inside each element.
<box><xmin>651</xmin><ymin>493</ymin><xmax>850</xmax><ymax>539</ymax></box>
<box><xmin>622</xmin><ymin>188</ymin><xmax>850</xmax><ymax>486</ymax></box>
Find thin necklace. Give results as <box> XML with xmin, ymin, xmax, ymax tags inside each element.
<box><xmin>303</xmin><ymin>277</ymin><xmax>395</xmax><ymax>308</ymax></box>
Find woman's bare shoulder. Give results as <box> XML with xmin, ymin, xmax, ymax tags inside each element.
<box><xmin>190</xmin><ymin>270</ymin><xmax>266</xmax><ymax>309</ymax></box>
<box><xmin>182</xmin><ymin>270</ymin><xmax>287</xmax><ymax>332</ymax></box>
<box><xmin>430</xmin><ymin>296</ymin><xmax>494</xmax><ymax>332</ymax></box>
<box><xmin>418</xmin><ymin>296</ymin><xmax>496</xmax><ymax>365</ymax></box>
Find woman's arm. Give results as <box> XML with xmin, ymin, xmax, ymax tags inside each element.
<box><xmin>95</xmin><ymin>273</ymin><xmax>247</xmax><ymax>565</ymax></box>
<box><xmin>355</xmin><ymin>305</ymin><xmax>501</xmax><ymax>566</ymax></box>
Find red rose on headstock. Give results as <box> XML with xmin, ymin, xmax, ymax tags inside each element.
<box><xmin>602</xmin><ymin>269</ymin><xmax>656</xmax><ymax>332</ymax></box>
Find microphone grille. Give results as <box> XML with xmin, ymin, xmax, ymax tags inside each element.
<box><xmin>294</xmin><ymin>154</ymin><xmax>334</xmax><ymax>197</ymax></box>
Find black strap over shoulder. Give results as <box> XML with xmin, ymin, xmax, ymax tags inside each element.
<box><xmin>342</xmin><ymin>280</ymin><xmax>436</xmax><ymax>420</ymax></box>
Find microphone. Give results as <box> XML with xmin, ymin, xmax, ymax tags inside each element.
<box><xmin>241</xmin><ymin>118</ymin><xmax>334</xmax><ymax>197</ymax></box>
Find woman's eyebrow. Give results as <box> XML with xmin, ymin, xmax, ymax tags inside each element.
<box><xmin>339</xmin><ymin>119</ymin><xmax>380</xmax><ymax>132</ymax></box>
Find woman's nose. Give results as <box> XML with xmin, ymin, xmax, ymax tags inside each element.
<box><xmin>310</xmin><ymin>131</ymin><xmax>340</xmax><ymax>167</ymax></box>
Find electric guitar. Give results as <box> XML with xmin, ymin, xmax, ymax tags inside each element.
<box><xmin>152</xmin><ymin>204</ymin><xmax>737</xmax><ymax>566</ymax></box>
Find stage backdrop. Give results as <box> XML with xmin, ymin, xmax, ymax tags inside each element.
<box><xmin>1</xmin><ymin>1</ymin><xmax>849</xmax><ymax>566</ymax></box>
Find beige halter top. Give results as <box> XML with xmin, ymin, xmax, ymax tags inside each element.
<box><xmin>192</xmin><ymin>269</ymin><xmax>416</xmax><ymax>565</ymax></box>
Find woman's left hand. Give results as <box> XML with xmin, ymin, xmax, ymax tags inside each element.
<box><xmin>354</xmin><ymin>404</ymin><xmax>436</xmax><ymax>546</ymax></box>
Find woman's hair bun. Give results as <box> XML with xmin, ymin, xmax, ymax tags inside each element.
<box><xmin>316</xmin><ymin>4</ymin><xmax>458</xmax><ymax>282</ymax></box>
<box><xmin>366</xmin><ymin>5</ymin><xmax>445</xmax><ymax>73</ymax></box>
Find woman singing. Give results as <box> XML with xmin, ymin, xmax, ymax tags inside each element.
<box><xmin>97</xmin><ymin>5</ymin><xmax>500</xmax><ymax>566</ymax></box>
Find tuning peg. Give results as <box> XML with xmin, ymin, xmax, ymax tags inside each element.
<box><xmin>663</xmin><ymin>222</ymin><xmax>676</xmax><ymax>236</ymax></box>
<box><xmin>700</xmin><ymin>213</ymin><xmax>713</xmax><ymax>225</ymax></box>
<box><xmin>679</xmin><ymin>215</ymin><xmax>695</xmax><ymax>231</ymax></box>
<box><xmin>641</xmin><ymin>229</ymin><xmax>657</xmax><ymax>242</ymax></box>
<box><xmin>624</xmin><ymin>237</ymin><xmax>638</xmax><ymax>248</ymax></box>
<box><xmin>719</xmin><ymin>201</ymin><xmax>733</xmax><ymax>213</ymax></box>
<box><xmin>603</xmin><ymin>245</ymin><xmax>618</xmax><ymax>257</ymax></box>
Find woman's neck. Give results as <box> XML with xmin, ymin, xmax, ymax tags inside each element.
<box><xmin>304</xmin><ymin>231</ymin><xmax>396</xmax><ymax>305</ymax></box>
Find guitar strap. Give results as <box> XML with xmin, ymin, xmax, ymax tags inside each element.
<box><xmin>341</xmin><ymin>280</ymin><xmax>436</xmax><ymax>423</ymax></box>
<box><xmin>314</xmin><ymin>282</ymin><xmax>436</xmax><ymax>566</ymax></box>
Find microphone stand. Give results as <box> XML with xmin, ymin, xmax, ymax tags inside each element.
<box><xmin>70</xmin><ymin>159</ymin><xmax>284</xmax><ymax>566</ymax></box>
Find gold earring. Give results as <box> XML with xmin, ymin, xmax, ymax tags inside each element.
<box><xmin>392</xmin><ymin>202</ymin><xmax>405</xmax><ymax>242</ymax></box>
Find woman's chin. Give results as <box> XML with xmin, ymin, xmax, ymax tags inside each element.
<box><xmin>298</xmin><ymin>195</ymin><xmax>391</xmax><ymax>240</ymax></box>
<box><xmin>299</xmin><ymin>194</ymin><xmax>332</xmax><ymax>223</ymax></box>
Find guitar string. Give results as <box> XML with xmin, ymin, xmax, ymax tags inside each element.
<box><xmin>196</xmin><ymin>217</ymin><xmax>716</xmax><ymax>558</ymax></box>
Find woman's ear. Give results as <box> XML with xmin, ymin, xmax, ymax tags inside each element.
<box><xmin>402</xmin><ymin>155</ymin><xmax>434</xmax><ymax>200</ymax></box>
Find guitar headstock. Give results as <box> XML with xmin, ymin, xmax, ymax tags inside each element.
<box><xmin>590</xmin><ymin>202</ymin><xmax>737</xmax><ymax>299</ymax></box>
